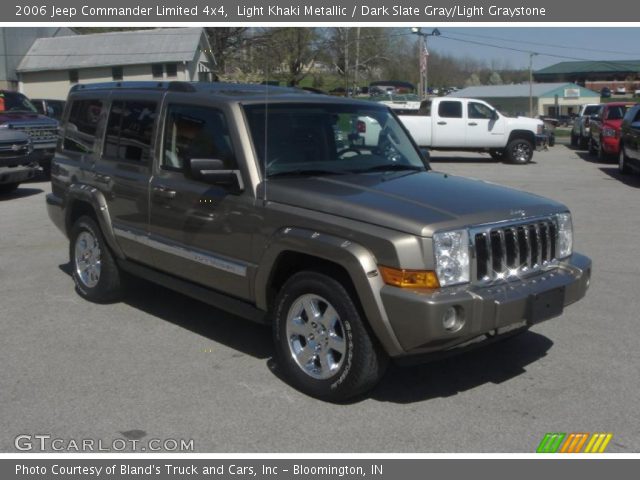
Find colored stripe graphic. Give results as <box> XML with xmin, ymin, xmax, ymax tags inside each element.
<box><xmin>537</xmin><ymin>433</ymin><xmax>613</xmax><ymax>453</ymax></box>
<box><xmin>536</xmin><ymin>433</ymin><xmax>566</xmax><ymax>453</ymax></box>
<box><xmin>584</xmin><ymin>433</ymin><xmax>613</xmax><ymax>453</ymax></box>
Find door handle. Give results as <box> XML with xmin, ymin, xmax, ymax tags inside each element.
<box><xmin>468</xmin><ymin>122</ymin><xmax>478</xmax><ymax>126</ymax></box>
<box><xmin>153</xmin><ymin>186</ymin><xmax>177</xmax><ymax>199</ymax></box>
<box><xmin>437</xmin><ymin>121</ymin><xmax>447</xmax><ymax>125</ymax></box>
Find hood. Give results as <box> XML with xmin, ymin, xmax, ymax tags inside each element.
<box><xmin>266</xmin><ymin>171</ymin><xmax>566</xmax><ymax>237</ymax></box>
<box><xmin>0</xmin><ymin>112</ymin><xmax>58</xmax><ymax>127</ymax></box>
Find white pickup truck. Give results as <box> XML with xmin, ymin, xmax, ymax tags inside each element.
<box><xmin>392</xmin><ymin>97</ymin><xmax>547</xmax><ymax>164</ymax></box>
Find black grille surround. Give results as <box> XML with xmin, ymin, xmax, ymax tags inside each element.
<box><xmin>471</xmin><ymin>217</ymin><xmax>559</xmax><ymax>284</ymax></box>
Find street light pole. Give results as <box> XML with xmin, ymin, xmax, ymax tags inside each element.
<box><xmin>411</xmin><ymin>28</ymin><xmax>440</xmax><ymax>100</ymax></box>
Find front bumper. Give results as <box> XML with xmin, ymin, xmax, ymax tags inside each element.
<box><xmin>535</xmin><ymin>133</ymin><xmax>549</xmax><ymax>150</ymax></box>
<box><xmin>0</xmin><ymin>164</ymin><xmax>41</xmax><ymax>185</ymax></box>
<box><xmin>381</xmin><ymin>253</ymin><xmax>591</xmax><ymax>357</ymax></box>
<box><xmin>602</xmin><ymin>137</ymin><xmax>620</xmax><ymax>155</ymax></box>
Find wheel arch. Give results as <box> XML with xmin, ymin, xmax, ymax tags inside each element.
<box><xmin>254</xmin><ymin>227</ymin><xmax>404</xmax><ymax>356</ymax></box>
<box><xmin>65</xmin><ymin>184</ymin><xmax>125</xmax><ymax>259</ymax></box>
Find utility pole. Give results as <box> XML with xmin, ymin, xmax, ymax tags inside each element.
<box><xmin>529</xmin><ymin>52</ymin><xmax>538</xmax><ymax>117</ymax></box>
<box><xmin>344</xmin><ymin>28</ymin><xmax>349</xmax><ymax>96</ymax></box>
<box><xmin>411</xmin><ymin>28</ymin><xmax>440</xmax><ymax>99</ymax></box>
<box><xmin>354</xmin><ymin>27</ymin><xmax>361</xmax><ymax>96</ymax></box>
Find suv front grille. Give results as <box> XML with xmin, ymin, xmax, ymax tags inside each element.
<box><xmin>472</xmin><ymin>218</ymin><xmax>557</xmax><ymax>283</ymax></box>
<box><xmin>11</xmin><ymin>125</ymin><xmax>58</xmax><ymax>144</ymax></box>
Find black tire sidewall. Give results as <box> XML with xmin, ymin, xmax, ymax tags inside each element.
<box><xmin>69</xmin><ymin>216</ymin><xmax>120</xmax><ymax>302</ymax></box>
<box><xmin>272</xmin><ymin>271</ymin><xmax>384</xmax><ymax>400</ymax></box>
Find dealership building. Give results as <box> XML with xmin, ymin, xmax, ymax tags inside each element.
<box><xmin>533</xmin><ymin>60</ymin><xmax>640</xmax><ymax>93</ymax></box>
<box><xmin>448</xmin><ymin>83</ymin><xmax>600</xmax><ymax>117</ymax></box>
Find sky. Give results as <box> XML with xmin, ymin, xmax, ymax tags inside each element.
<box><xmin>415</xmin><ymin>27</ymin><xmax>640</xmax><ymax>70</ymax></box>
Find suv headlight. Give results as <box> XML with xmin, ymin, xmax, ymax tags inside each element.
<box><xmin>537</xmin><ymin>124</ymin><xmax>544</xmax><ymax>135</ymax></box>
<box><xmin>433</xmin><ymin>229</ymin><xmax>470</xmax><ymax>287</ymax></box>
<box><xmin>555</xmin><ymin>213</ymin><xmax>573</xmax><ymax>259</ymax></box>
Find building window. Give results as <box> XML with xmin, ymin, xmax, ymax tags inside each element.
<box><xmin>152</xmin><ymin>64</ymin><xmax>163</xmax><ymax>79</ymax></box>
<box><xmin>166</xmin><ymin>63</ymin><xmax>178</xmax><ymax>78</ymax></box>
<box><xmin>112</xmin><ymin>66</ymin><xmax>123</xmax><ymax>81</ymax></box>
<box><xmin>69</xmin><ymin>70</ymin><xmax>79</xmax><ymax>83</ymax></box>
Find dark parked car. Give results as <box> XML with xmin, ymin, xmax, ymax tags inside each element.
<box><xmin>0</xmin><ymin>91</ymin><xmax>58</xmax><ymax>174</ymax></box>
<box><xmin>601</xmin><ymin>87</ymin><xmax>612</xmax><ymax>98</ymax></box>
<box><xmin>31</xmin><ymin>99</ymin><xmax>66</xmax><ymax>120</ymax></box>
<box><xmin>0</xmin><ymin>129</ymin><xmax>39</xmax><ymax>194</ymax></box>
<box><xmin>619</xmin><ymin>103</ymin><xmax>640</xmax><ymax>175</ymax></box>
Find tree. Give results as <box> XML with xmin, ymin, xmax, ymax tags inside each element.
<box><xmin>465</xmin><ymin>73</ymin><xmax>482</xmax><ymax>87</ymax></box>
<box><xmin>488</xmin><ymin>72</ymin><xmax>503</xmax><ymax>85</ymax></box>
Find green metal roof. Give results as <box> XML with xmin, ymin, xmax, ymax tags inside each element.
<box><xmin>535</xmin><ymin>60</ymin><xmax>640</xmax><ymax>75</ymax></box>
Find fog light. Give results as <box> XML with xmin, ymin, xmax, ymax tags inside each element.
<box><xmin>442</xmin><ymin>306</ymin><xmax>464</xmax><ymax>332</ymax></box>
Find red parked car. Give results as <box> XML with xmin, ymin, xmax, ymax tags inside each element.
<box><xmin>588</xmin><ymin>102</ymin><xmax>637</xmax><ymax>161</ymax></box>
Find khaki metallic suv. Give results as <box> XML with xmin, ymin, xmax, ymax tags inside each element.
<box><xmin>47</xmin><ymin>82</ymin><xmax>591</xmax><ymax>401</ymax></box>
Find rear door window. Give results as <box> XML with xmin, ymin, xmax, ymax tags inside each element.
<box><xmin>438</xmin><ymin>101</ymin><xmax>463</xmax><ymax>118</ymax></box>
<box><xmin>104</xmin><ymin>100</ymin><xmax>157</xmax><ymax>163</ymax></box>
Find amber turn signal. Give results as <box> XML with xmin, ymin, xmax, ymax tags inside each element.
<box><xmin>378</xmin><ymin>266</ymin><xmax>440</xmax><ymax>289</ymax></box>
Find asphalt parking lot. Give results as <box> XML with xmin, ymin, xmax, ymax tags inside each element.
<box><xmin>1</xmin><ymin>143</ymin><xmax>639</xmax><ymax>453</ymax></box>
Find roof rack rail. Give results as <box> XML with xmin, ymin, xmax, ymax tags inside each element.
<box><xmin>70</xmin><ymin>81</ymin><xmax>196</xmax><ymax>93</ymax></box>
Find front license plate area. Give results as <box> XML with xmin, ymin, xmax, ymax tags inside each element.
<box><xmin>527</xmin><ymin>287</ymin><xmax>565</xmax><ymax>324</ymax></box>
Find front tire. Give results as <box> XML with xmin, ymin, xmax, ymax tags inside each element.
<box><xmin>619</xmin><ymin>146</ymin><xmax>631</xmax><ymax>174</ymax></box>
<box><xmin>272</xmin><ymin>271</ymin><xmax>387</xmax><ymax>401</ymax></box>
<box><xmin>505</xmin><ymin>138</ymin><xmax>533</xmax><ymax>164</ymax></box>
<box><xmin>69</xmin><ymin>215</ymin><xmax>122</xmax><ymax>303</ymax></box>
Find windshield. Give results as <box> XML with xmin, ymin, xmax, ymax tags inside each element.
<box><xmin>0</xmin><ymin>92</ymin><xmax>37</xmax><ymax>113</ymax></box>
<box><xmin>243</xmin><ymin>103</ymin><xmax>427</xmax><ymax>177</ymax></box>
<box><xmin>583</xmin><ymin>105</ymin><xmax>600</xmax><ymax>116</ymax></box>
<box><xmin>606</xmin><ymin>105</ymin><xmax>629</xmax><ymax>120</ymax></box>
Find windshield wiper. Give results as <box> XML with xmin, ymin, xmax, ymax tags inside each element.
<box><xmin>267</xmin><ymin>169</ymin><xmax>345</xmax><ymax>178</ymax></box>
<box><xmin>350</xmin><ymin>164</ymin><xmax>426</xmax><ymax>174</ymax></box>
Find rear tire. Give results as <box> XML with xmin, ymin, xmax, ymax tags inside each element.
<box><xmin>0</xmin><ymin>183</ymin><xmax>19</xmax><ymax>194</ymax></box>
<box><xmin>69</xmin><ymin>215</ymin><xmax>122</xmax><ymax>303</ymax></box>
<box><xmin>272</xmin><ymin>270</ymin><xmax>388</xmax><ymax>401</ymax></box>
<box><xmin>505</xmin><ymin>138</ymin><xmax>533</xmax><ymax>164</ymax></box>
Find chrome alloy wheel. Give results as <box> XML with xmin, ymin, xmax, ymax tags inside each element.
<box><xmin>74</xmin><ymin>231</ymin><xmax>102</xmax><ymax>288</ymax></box>
<box><xmin>285</xmin><ymin>294</ymin><xmax>347</xmax><ymax>380</ymax></box>
<box><xmin>511</xmin><ymin>141</ymin><xmax>532</xmax><ymax>163</ymax></box>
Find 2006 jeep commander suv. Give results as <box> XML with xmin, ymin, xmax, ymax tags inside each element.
<box><xmin>47</xmin><ymin>82</ymin><xmax>591</xmax><ymax>401</ymax></box>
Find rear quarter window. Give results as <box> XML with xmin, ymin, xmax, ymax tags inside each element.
<box><xmin>63</xmin><ymin>99</ymin><xmax>104</xmax><ymax>154</ymax></box>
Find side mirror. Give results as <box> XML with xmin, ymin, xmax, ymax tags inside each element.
<box><xmin>491</xmin><ymin>109</ymin><xmax>499</xmax><ymax>120</ymax></box>
<box><xmin>190</xmin><ymin>158</ymin><xmax>244</xmax><ymax>193</ymax></box>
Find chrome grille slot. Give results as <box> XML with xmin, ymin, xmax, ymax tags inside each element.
<box><xmin>473</xmin><ymin>217</ymin><xmax>558</xmax><ymax>283</ymax></box>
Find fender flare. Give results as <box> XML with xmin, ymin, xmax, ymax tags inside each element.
<box><xmin>65</xmin><ymin>184</ymin><xmax>125</xmax><ymax>259</ymax></box>
<box><xmin>254</xmin><ymin>227</ymin><xmax>405</xmax><ymax>357</ymax></box>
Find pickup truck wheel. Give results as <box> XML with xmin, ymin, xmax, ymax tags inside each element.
<box><xmin>619</xmin><ymin>147</ymin><xmax>631</xmax><ymax>174</ymax></box>
<box><xmin>0</xmin><ymin>183</ymin><xmax>19</xmax><ymax>194</ymax></box>
<box><xmin>505</xmin><ymin>138</ymin><xmax>533</xmax><ymax>164</ymax></box>
<box><xmin>273</xmin><ymin>271</ymin><xmax>388</xmax><ymax>401</ymax></box>
<box><xmin>69</xmin><ymin>216</ymin><xmax>122</xmax><ymax>303</ymax></box>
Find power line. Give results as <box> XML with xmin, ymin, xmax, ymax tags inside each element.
<box><xmin>444</xmin><ymin>30</ymin><xmax>640</xmax><ymax>57</ymax></box>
